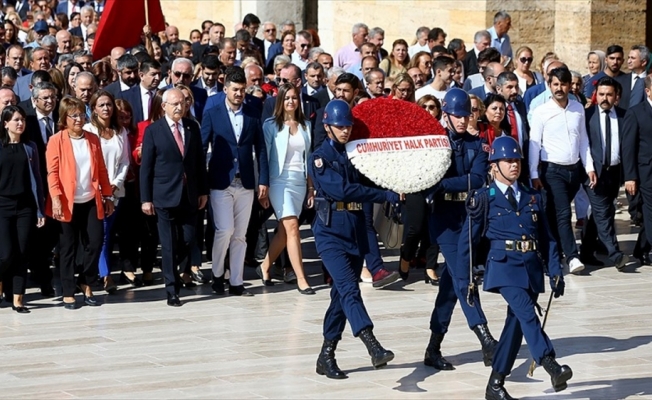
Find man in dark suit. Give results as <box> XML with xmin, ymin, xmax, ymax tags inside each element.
<box><xmin>242</xmin><ymin>13</ymin><xmax>264</xmax><ymax>56</ymax></box>
<box><xmin>468</xmin><ymin>62</ymin><xmax>505</xmax><ymax>101</ymax></box>
<box><xmin>496</xmin><ymin>72</ymin><xmax>530</xmax><ymax>184</ymax></box>
<box><xmin>56</xmin><ymin>0</ymin><xmax>84</xmax><ymax>16</ymax></box>
<box><xmin>261</xmin><ymin>64</ymin><xmax>319</xmax><ymax>126</ymax></box>
<box><xmin>191</xmin><ymin>54</ymin><xmax>224</xmax><ymax>97</ymax></box>
<box><xmin>166</xmin><ymin>57</ymin><xmax>207</xmax><ymax>123</ymax></box>
<box><xmin>623</xmin><ymin>75</ymin><xmax>652</xmax><ymax>265</ymax></box>
<box><xmin>614</xmin><ymin>45</ymin><xmax>648</xmax><ymax>110</ymax></box>
<box><xmin>579</xmin><ymin>77</ymin><xmax>628</xmax><ymax>269</ymax></box>
<box><xmin>104</xmin><ymin>53</ymin><xmax>139</xmax><ymax>98</ymax></box>
<box><xmin>14</xmin><ymin>48</ymin><xmax>51</xmax><ymax>102</ymax></box>
<box><xmin>463</xmin><ymin>30</ymin><xmax>491</xmax><ymax>77</ymax></box>
<box><xmin>313</xmin><ymin>73</ymin><xmax>360</xmax><ymax>150</ymax></box>
<box><xmin>116</xmin><ymin>59</ymin><xmax>161</xmax><ymax>124</ymax></box>
<box><xmin>201</xmin><ymin>68</ymin><xmax>269</xmax><ymax>297</ymax></box>
<box><xmin>15</xmin><ymin>0</ymin><xmax>31</xmax><ymax>19</ymax></box>
<box><xmin>21</xmin><ymin>81</ymin><xmax>59</xmax><ymax>297</ymax></box>
<box><xmin>140</xmin><ymin>88</ymin><xmax>208</xmax><ymax>306</ymax></box>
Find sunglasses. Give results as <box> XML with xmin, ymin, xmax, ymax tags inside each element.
<box><xmin>421</xmin><ymin>104</ymin><xmax>438</xmax><ymax>111</ymax></box>
<box><xmin>383</xmin><ymin>88</ymin><xmax>391</xmax><ymax>95</ymax></box>
<box><xmin>265</xmin><ymin>29</ymin><xmax>276</xmax><ymax>33</ymax></box>
<box><xmin>519</xmin><ymin>57</ymin><xmax>533</xmax><ymax>64</ymax></box>
<box><xmin>299</xmin><ymin>44</ymin><xmax>310</xmax><ymax>49</ymax></box>
<box><xmin>173</xmin><ymin>71</ymin><xmax>192</xmax><ymax>80</ymax></box>
<box><xmin>471</xmin><ymin>107</ymin><xmax>480</xmax><ymax>112</ymax></box>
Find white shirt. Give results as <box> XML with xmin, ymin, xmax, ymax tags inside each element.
<box><xmin>529</xmin><ymin>99</ymin><xmax>594</xmax><ymax>179</ymax></box>
<box><xmin>283</xmin><ymin>126</ymin><xmax>307</xmax><ymax>173</ymax></box>
<box><xmin>225</xmin><ymin>99</ymin><xmax>243</xmax><ymax>142</ymax></box>
<box><xmin>140</xmin><ymin>85</ymin><xmax>153</xmax><ymax>121</ymax></box>
<box><xmin>200</xmin><ymin>77</ymin><xmax>219</xmax><ymax>97</ymax></box>
<box><xmin>598</xmin><ymin>108</ymin><xmax>620</xmax><ymax>166</ymax></box>
<box><xmin>264</xmin><ymin>39</ymin><xmax>275</xmax><ymax>57</ymax></box>
<box><xmin>494</xmin><ymin>179</ymin><xmax>521</xmax><ymax>203</ymax></box>
<box><xmin>408</xmin><ymin>43</ymin><xmax>430</xmax><ymax>58</ymax></box>
<box><xmin>119</xmin><ymin>78</ymin><xmax>130</xmax><ymax>91</ymax></box>
<box><xmin>416</xmin><ymin>84</ymin><xmax>447</xmax><ymax>102</ymax></box>
<box><xmin>465</xmin><ymin>73</ymin><xmax>484</xmax><ymax>90</ymax></box>
<box><xmin>83</xmin><ymin>123</ymin><xmax>130</xmax><ymax>198</ymax></box>
<box><xmin>67</xmin><ymin>1</ymin><xmax>81</xmax><ymax>16</ymax></box>
<box><xmin>291</xmin><ymin>52</ymin><xmax>309</xmax><ymax>70</ymax></box>
<box><xmin>71</xmin><ymin>136</ymin><xmax>94</xmax><ymax>203</ymax></box>
<box><xmin>81</xmin><ymin>23</ymin><xmax>88</xmax><ymax>40</ymax></box>
<box><xmin>304</xmin><ymin>82</ymin><xmax>318</xmax><ymax>96</ymax></box>
<box><xmin>35</xmin><ymin>108</ymin><xmax>54</xmax><ymax>144</ymax></box>
<box><xmin>165</xmin><ymin>115</ymin><xmax>185</xmax><ymax>145</ymax></box>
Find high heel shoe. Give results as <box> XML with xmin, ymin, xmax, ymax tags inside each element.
<box><xmin>398</xmin><ymin>259</ymin><xmax>410</xmax><ymax>281</ymax></box>
<box><xmin>297</xmin><ymin>286</ymin><xmax>316</xmax><ymax>295</ymax></box>
<box><xmin>12</xmin><ymin>305</ymin><xmax>30</xmax><ymax>313</ymax></box>
<box><xmin>424</xmin><ymin>269</ymin><xmax>439</xmax><ymax>286</ymax></box>
<box><xmin>104</xmin><ymin>276</ymin><xmax>118</xmax><ymax>294</ymax></box>
<box><xmin>120</xmin><ymin>272</ymin><xmax>143</xmax><ymax>288</ymax></box>
<box><xmin>256</xmin><ymin>266</ymin><xmax>274</xmax><ymax>286</ymax></box>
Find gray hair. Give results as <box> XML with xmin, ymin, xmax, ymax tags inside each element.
<box><xmin>415</xmin><ymin>26</ymin><xmax>430</xmax><ymax>37</ymax></box>
<box><xmin>116</xmin><ymin>54</ymin><xmax>138</xmax><ymax>71</ymax></box>
<box><xmin>280</xmin><ymin>20</ymin><xmax>295</xmax><ymax>29</ymax></box>
<box><xmin>632</xmin><ymin>45</ymin><xmax>650</xmax><ymax>66</ymax></box>
<box><xmin>245</xmin><ymin>85</ymin><xmax>263</xmax><ymax>96</ymax></box>
<box><xmin>352</xmin><ymin>23</ymin><xmax>368</xmax><ymax>35</ymax></box>
<box><xmin>244</xmin><ymin>63</ymin><xmax>264</xmax><ymax>76</ymax></box>
<box><xmin>81</xmin><ymin>5</ymin><xmax>94</xmax><ymax>15</ymax></box>
<box><xmin>162</xmin><ymin>88</ymin><xmax>182</xmax><ymax>103</ymax></box>
<box><xmin>493</xmin><ymin>11</ymin><xmax>511</xmax><ymax>24</ymax></box>
<box><xmin>74</xmin><ymin>71</ymin><xmax>96</xmax><ymax>86</ymax></box>
<box><xmin>368</xmin><ymin>27</ymin><xmax>384</xmax><ymax>39</ymax></box>
<box><xmin>57</xmin><ymin>53</ymin><xmax>73</xmax><ymax>67</ymax></box>
<box><xmin>586</xmin><ymin>50</ymin><xmax>605</xmax><ymax>72</ymax></box>
<box><xmin>496</xmin><ymin>71</ymin><xmax>518</xmax><ymax>87</ymax></box>
<box><xmin>364</xmin><ymin>67</ymin><xmax>385</xmax><ymax>84</ymax></box>
<box><xmin>171</xmin><ymin>57</ymin><xmax>194</xmax><ymax>71</ymax></box>
<box><xmin>327</xmin><ymin>66</ymin><xmax>345</xmax><ymax>79</ymax></box>
<box><xmin>474</xmin><ymin>30</ymin><xmax>491</xmax><ymax>43</ymax></box>
<box><xmin>40</xmin><ymin>35</ymin><xmax>57</xmax><ymax>47</ymax></box>
<box><xmin>308</xmin><ymin>47</ymin><xmax>324</xmax><ymax>61</ymax></box>
<box><xmin>273</xmin><ymin>54</ymin><xmax>291</xmax><ymax>69</ymax></box>
<box><xmin>31</xmin><ymin>81</ymin><xmax>57</xmax><ymax>99</ymax></box>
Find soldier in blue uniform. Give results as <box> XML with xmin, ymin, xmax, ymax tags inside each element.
<box><xmin>423</xmin><ymin>88</ymin><xmax>498</xmax><ymax>370</ymax></box>
<box><xmin>458</xmin><ymin>136</ymin><xmax>572</xmax><ymax>400</ymax></box>
<box><xmin>309</xmin><ymin>99</ymin><xmax>400</xmax><ymax>379</ymax></box>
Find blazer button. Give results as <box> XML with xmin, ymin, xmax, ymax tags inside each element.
<box><xmin>234</xmin><ymin>158</ymin><xmax>238</xmax><ymax>163</ymax></box>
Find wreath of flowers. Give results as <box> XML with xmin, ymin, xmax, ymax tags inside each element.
<box><xmin>347</xmin><ymin>98</ymin><xmax>452</xmax><ymax>193</ymax></box>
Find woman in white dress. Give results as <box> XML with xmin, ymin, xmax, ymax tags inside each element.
<box><xmin>83</xmin><ymin>90</ymin><xmax>130</xmax><ymax>293</ymax></box>
<box><xmin>258</xmin><ymin>83</ymin><xmax>315</xmax><ymax>294</ymax></box>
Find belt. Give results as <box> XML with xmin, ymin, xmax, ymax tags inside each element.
<box><xmin>443</xmin><ymin>192</ymin><xmax>468</xmax><ymax>202</ymax></box>
<box><xmin>491</xmin><ymin>240</ymin><xmax>538</xmax><ymax>253</ymax></box>
<box><xmin>335</xmin><ymin>202</ymin><xmax>363</xmax><ymax>211</ymax></box>
<box><xmin>542</xmin><ymin>161</ymin><xmax>579</xmax><ymax>170</ymax></box>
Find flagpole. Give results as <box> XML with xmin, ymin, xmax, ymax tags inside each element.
<box><xmin>144</xmin><ymin>0</ymin><xmax>149</xmax><ymax>25</ymax></box>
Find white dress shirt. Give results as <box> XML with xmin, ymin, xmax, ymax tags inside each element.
<box><xmin>200</xmin><ymin>77</ymin><xmax>219</xmax><ymax>97</ymax></box>
<box><xmin>291</xmin><ymin>52</ymin><xmax>309</xmax><ymax>70</ymax></box>
<box><xmin>599</xmin><ymin>108</ymin><xmax>620</xmax><ymax>166</ymax></box>
<box><xmin>35</xmin><ymin>108</ymin><xmax>54</xmax><ymax>144</ymax></box>
<box><xmin>140</xmin><ymin>85</ymin><xmax>153</xmax><ymax>121</ymax></box>
<box><xmin>119</xmin><ymin>78</ymin><xmax>130</xmax><ymax>91</ymax></box>
<box><xmin>165</xmin><ymin>115</ymin><xmax>185</xmax><ymax>145</ymax></box>
<box><xmin>529</xmin><ymin>99</ymin><xmax>594</xmax><ymax>179</ymax></box>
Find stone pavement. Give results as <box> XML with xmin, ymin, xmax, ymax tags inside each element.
<box><xmin>1</xmin><ymin>205</ymin><xmax>652</xmax><ymax>399</ymax></box>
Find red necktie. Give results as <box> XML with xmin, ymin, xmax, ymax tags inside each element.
<box><xmin>507</xmin><ymin>104</ymin><xmax>519</xmax><ymax>141</ymax></box>
<box><xmin>172</xmin><ymin>122</ymin><xmax>184</xmax><ymax>156</ymax></box>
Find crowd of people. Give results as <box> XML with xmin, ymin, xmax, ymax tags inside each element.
<box><xmin>1</xmin><ymin>0</ymin><xmax>648</xmax><ymax>398</ymax></box>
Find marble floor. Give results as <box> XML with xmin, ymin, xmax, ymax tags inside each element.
<box><xmin>2</xmin><ymin>204</ymin><xmax>652</xmax><ymax>399</ymax></box>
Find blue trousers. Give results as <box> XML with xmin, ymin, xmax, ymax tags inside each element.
<box><xmin>98</xmin><ymin>201</ymin><xmax>120</xmax><ymax>278</ymax></box>
<box><xmin>363</xmin><ymin>202</ymin><xmax>383</xmax><ymax>275</ymax></box>
<box><xmin>493</xmin><ymin>286</ymin><xmax>555</xmax><ymax>375</ymax></box>
<box><xmin>322</xmin><ymin>247</ymin><xmax>373</xmax><ymax>340</ymax></box>
<box><xmin>430</xmin><ymin>243</ymin><xmax>487</xmax><ymax>333</ymax></box>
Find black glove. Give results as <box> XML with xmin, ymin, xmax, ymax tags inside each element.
<box><xmin>385</xmin><ymin>191</ymin><xmax>400</xmax><ymax>205</ymax></box>
<box><xmin>550</xmin><ymin>275</ymin><xmax>565</xmax><ymax>298</ymax></box>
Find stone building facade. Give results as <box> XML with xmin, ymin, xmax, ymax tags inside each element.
<box><xmin>161</xmin><ymin>0</ymin><xmax>646</xmax><ymax>73</ymax></box>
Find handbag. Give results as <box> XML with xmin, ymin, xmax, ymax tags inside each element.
<box><xmin>373</xmin><ymin>201</ymin><xmax>404</xmax><ymax>250</ymax></box>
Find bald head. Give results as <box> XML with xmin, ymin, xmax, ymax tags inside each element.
<box><xmin>56</xmin><ymin>29</ymin><xmax>72</xmax><ymax>54</ymax></box>
<box><xmin>110</xmin><ymin>47</ymin><xmax>126</xmax><ymax>69</ymax></box>
<box><xmin>484</xmin><ymin>62</ymin><xmax>506</xmax><ymax>91</ymax></box>
<box><xmin>166</xmin><ymin>25</ymin><xmax>179</xmax><ymax>44</ymax></box>
<box><xmin>245</xmin><ymin>63</ymin><xmax>263</xmax><ymax>87</ymax></box>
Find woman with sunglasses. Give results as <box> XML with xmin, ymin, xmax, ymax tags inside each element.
<box><xmin>417</xmin><ymin>95</ymin><xmax>442</xmax><ymax>120</ymax></box>
<box><xmin>466</xmin><ymin>94</ymin><xmax>485</xmax><ymax>137</ymax></box>
<box><xmin>390</xmin><ymin>73</ymin><xmax>415</xmax><ymax>102</ymax></box>
<box><xmin>407</xmin><ymin>51</ymin><xmax>432</xmax><ymax>81</ymax></box>
<box><xmin>514</xmin><ymin>46</ymin><xmax>543</xmax><ymax>95</ymax></box>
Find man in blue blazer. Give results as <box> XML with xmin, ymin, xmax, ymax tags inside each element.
<box><xmin>140</xmin><ymin>88</ymin><xmax>208</xmax><ymax>307</ymax></box>
<box><xmin>116</xmin><ymin>59</ymin><xmax>162</xmax><ymax>124</ymax></box>
<box><xmin>201</xmin><ymin>67</ymin><xmax>269</xmax><ymax>297</ymax></box>
<box><xmin>13</xmin><ymin>47</ymin><xmax>51</xmax><ymax>102</ymax></box>
<box><xmin>56</xmin><ymin>0</ymin><xmax>84</xmax><ymax>16</ymax></box>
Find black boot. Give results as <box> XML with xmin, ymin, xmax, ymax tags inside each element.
<box><xmin>473</xmin><ymin>324</ymin><xmax>498</xmax><ymax>366</ymax></box>
<box><xmin>485</xmin><ymin>370</ymin><xmax>517</xmax><ymax>400</ymax></box>
<box><xmin>358</xmin><ymin>327</ymin><xmax>394</xmax><ymax>368</ymax></box>
<box><xmin>316</xmin><ymin>339</ymin><xmax>347</xmax><ymax>379</ymax></box>
<box><xmin>541</xmin><ymin>355</ymin><xmax>573</xmax><ymax>392</ymax></box>
<box><xmin>423</xmin><ymin>332</ymin><xmax>455</xmax><ymax>370</ymax></box>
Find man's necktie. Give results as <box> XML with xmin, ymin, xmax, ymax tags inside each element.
<box><xmin>506</xmin><ymin>186</ymin><xmax>518</xmax><ymax>210</ymax></box>
<box><xmin>42</xmin><ymin>116</ymin><xmax>53</xmax><ymax>139</ymax></box>
<box><xmin>604</xmin><ymin>109</ymin><xmax>611</xmax><ymax>167</ymax></box>
<box><xmin>172</xmin><ymin>122</ymin><xmax>184</xmax><ymax>156</ymax></box>
<box><xmin>507</xmin><ymin>103</ymin><xmax>519</xmax><ymax>141</ymax></box>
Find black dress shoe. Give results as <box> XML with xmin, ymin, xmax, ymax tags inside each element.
<box><xmin>63</xmin><ymin>301</ymin><xmax>76</xmax><ymax>310</ymax></box>
<box><xmin>120</xmin><ymin>273</ymin><xmax>143</xmax><ymax>287</ymax></box>
<box><xmin>614</xmin><ymin>254</ymin><xmax>629</xmax><ymax>271</ymax></box>
<box><xmin>579</xmin><ymin>254</ymin><xmax>604</xmax><ymax>266</ymax></box>
<box><xmin>40</xmin><ymin>286</ymin><xmax>55</xmax><ymax>298</ymax></box>
<box><xmin>142</xmin><ymin>272</ymin><xmax>155</xmax><ymax>286</ymax></box>
<box><xmin>191</xmin><ymin>269</ymin><xmax>208</xmax><ymax>283</ymax></box>
<box><xmin>212</xmin><ymin>275</ymin><xmax>225</xmax><ymax>295</ymax></box>
<box><xmin>229</xmin><ymin>285</ymin><xmax>253</xmax><ymax>296</ymax></box>
<box><xmin>167</xmin><ymin>293</ymin><xmax>182</xmax><ymax>307</ymax></box>
<box><xmin>297</xmin><ymin>287</ymin><xmax>316</xmax><ymax>295</ymax></box>
<box><xmin>84</xmin><ymin>295</ymin><xmax>100</xmax><ymax>306</ymax></box>
<box><xmin>256</xmin><ymin>266</ymin><xmax>274</xmax><ymax>286</ymax></box>
<box><xmin>633</xmin><ymin>251</ymin><xmax>651</xmax><ymax>266</ymax></box>
<box><xmin>12</xmin><ymin>305</ymin><xmax>30</xmax><ymax>314</ymax></box>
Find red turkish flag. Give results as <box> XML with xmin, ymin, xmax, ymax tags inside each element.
<box><xmin>92</xmin><ymin>0</ymin><xmax>166</xmax><ymax>59</ymax></box>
